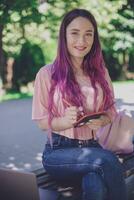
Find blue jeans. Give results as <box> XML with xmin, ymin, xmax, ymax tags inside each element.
<box><xmin>42</xmin><ymin>133</ymin><xmax>127</xmax><ymax>200</ymax></box>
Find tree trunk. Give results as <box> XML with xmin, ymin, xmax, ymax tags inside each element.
<box><xmin>0</xmin><ymin>24</ymin><xmax>7</xmax><ymax>87</ymax></box>
<box><xmin>122</xmin><ymin>51</ymin><xmax>129</xmax><ymax>80</ymax></box>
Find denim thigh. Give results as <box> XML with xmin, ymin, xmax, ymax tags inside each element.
<box><xmin>42</xmin><ymin>133</ymin><xmax>121</xmax><ymax>182</ymax></box>
<box><xmin>42</xmin><ymin>133</ymin><xmax>127</xmax><ymax>200</ymax></box>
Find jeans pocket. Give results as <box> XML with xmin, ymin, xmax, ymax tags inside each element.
<box><xmin>52</xmin><ymin>133</ymin><xmax>62</xmax><ymax>148</ymax></box>
<box><xmin>42</xmin><ymin>134</ymin><xmax>62</xmax><ymax>166</ymax></box>
<box><xmin>45</xmin><ymin>133</ymin><xmax>62</xmax><ymax>148</ymax></box>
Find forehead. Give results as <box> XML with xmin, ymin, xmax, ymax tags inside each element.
<box><xmin>67</xmin><ymin>16</ymin><xmax>94</xmax><ymax>31</ymax></box>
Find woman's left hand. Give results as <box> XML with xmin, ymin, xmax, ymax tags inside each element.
<box><xmin>85</xmin><ymin>115</ymin><xmax>111</xmax><ymax>130</ymax></box>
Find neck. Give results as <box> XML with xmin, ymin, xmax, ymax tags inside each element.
<box><xmin>71</xmin><ymin>57</ymin><xmax>84</xmax><ymax>75</ymax></box>
<box><xmin>71</xmin><ymin>56</ymin><xmax>83</xmax><ymax>68</ymax></box>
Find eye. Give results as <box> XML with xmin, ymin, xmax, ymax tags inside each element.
<box><xmin>85</xmin><ymin>33</ymin><xmax>93</xmax><ymax>37</ymax></box>
<box><xmin>71</xmin><ymin>32</ymin><xmax>78</xmax><ymax>35</ymax></box>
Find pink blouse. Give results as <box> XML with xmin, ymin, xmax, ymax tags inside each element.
<box><xmin>32</xmin><ymin>64</ymin><xmax>134</xmax><ymax>154</ymax></box>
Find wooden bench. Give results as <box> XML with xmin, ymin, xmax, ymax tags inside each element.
<box><xmin>33</xmin><ymin>151</ymin><xmax>134</xmax><ymax>200</ymax></box>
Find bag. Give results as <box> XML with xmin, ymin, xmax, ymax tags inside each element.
<box><xmin>96</xmin><ymin>111</ymin><xmax>134</xmax><ymax>154</ymax></box>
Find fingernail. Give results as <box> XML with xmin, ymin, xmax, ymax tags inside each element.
<box><xmin>79</xmin><ymin>106</ymin><xmax>83</xmax><ymax>111</ymax></box>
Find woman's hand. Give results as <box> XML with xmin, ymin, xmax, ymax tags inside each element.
<box><xmin>61</xmin><ymin>106</ymin><xmax>78</xmax><ymax>129</ymax></box>
<box><xmin>51</xmin><ymin>106</ymin><xmax>78</xmax><ymax>131</ymax></box>
<box><xmin>85</xmin><ymin>115</ymin><xmax>111</xmax><ymax>130</ymax></box>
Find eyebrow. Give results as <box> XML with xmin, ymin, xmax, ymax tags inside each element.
<box><xmin>70</xmin><ymin>28</ymin><xmax>93</xmax><ymax>32</ymax></box>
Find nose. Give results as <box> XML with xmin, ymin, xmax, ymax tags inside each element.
<box><xmin>77</xmin><ymin>36</ymin><xmax>86</xmax><ymax>45</ymax></box>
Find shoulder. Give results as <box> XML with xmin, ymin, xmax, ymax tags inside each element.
<box><xmin>103</xmin><ymin>67</ymin><xmax>111</xmax><ymax>81</ymax></box>
<box><xmin>37</xmin><ymin>63</ymin><xmax>53</xmax><ymax>76</ymax></box>
<box><xmin>36</xmin><ymin>63</ymin><xmax>53</xmax><ymax>81</ymax></box>
<box><xmin>103</xmin><ymin>67</ymin><xmax>114</xmax><ymax>92</ymax></box>
<box><xmin>103</xmin><ymin>67</ymin><xmax>109</xmax><ymax>76</ymax></box>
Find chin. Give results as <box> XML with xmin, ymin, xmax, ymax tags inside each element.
<box><xmin>72</xmin><ymin>53</ymin><xmax>87</xmax><ymax>59</ymax></box>
<box><xmin>72</xmin><ymin>49</ymin><xmax>90</xmax><ymax>58</ymax></box>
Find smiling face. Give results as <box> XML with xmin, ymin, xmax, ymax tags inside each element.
<box><xmin>66</xmin><ymin>17</ymin><xmax>94</xmax><ymax>63</ymax></box>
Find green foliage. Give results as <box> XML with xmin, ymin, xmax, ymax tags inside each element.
<box><xmin>110</xmin><ymin>2</ymin><xmax>134</xmax><ymax>53</ymax></box>
<box><xmin>12</xmin><ymin>41</ymin><xmax>45</xmax><ymax>91</ymax></box>
<box><xmin>1</xmin><ymin>0</ymin><xmax>45</xmax><ymax>56</ymax></box>
<box><xmin>43</xmin><ymin>0</ymin><xmax>83</xmax><ymax>38</ymax></box>
<box><xmin>80</xmin><ymin>0</ymin><xmax>134</xmax><ymax>78</ymax></box>
<box><xmin>42</xmin><ymin>40</ymin><xmax>57</xmax><ymax>64</ymax></box>
<box><xmin>0</xmin><ymin>0</ymin><xmax>42</xmax><ymax>24</ymax></box>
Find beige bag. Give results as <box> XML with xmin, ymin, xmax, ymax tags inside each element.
<box><xmin>97</xmin><ymin>111</ymin><xmax>134</xmax><ymax>154</ymax></box>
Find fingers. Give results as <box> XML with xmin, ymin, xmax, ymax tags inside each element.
<box><xmin>86</xmin><ymin>123</ymin><xmax>102</xmax><ymax>130</ymax></box>
<box><xmin>89</xmin><ymin>119</ymin><xmax>103</xmax><ymax>126</ymax></box>
<box><xmin>86</xmin><ymin>115</ymin><xmax>111</xmax><ymax>130</ymax></box>
<box><xmin>78</xmin><ymin>106</ymin><xmax>84</xmax><ymax>116</ymax></box>
<box><xmin>65</xmin><ymin>106</ymin><xmax>78</xmax><ymax>112</ymax></box>
<box><xmin>100</xmin><ymin>115</ymin><xmax>111</xmax><ymax>124</ymax></box>
<box><xmin>64</xmin><ymin>106</ymin><xmax>78</xmax><ymax>122</ymax></box>
<box><xmin>65</xmin><ymin>106</ymin><xmax>79</xmax><ymax>116</ymax></box>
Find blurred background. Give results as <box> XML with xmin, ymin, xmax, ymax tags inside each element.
<box><xmin>0</xmin><ymin>0</ymin><xmax>133</xmax><ymax>171</ymax></box>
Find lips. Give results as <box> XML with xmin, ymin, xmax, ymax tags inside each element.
<box><xmin>75</xmin><ymin>46</ymin><xmax>87</xmax><ymax>51</ymax></box>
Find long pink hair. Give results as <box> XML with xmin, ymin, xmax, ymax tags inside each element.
<box><xmin>48</xmin><ymin>9</ymin><xmax>114</xmax><ymax>131</ymax></box>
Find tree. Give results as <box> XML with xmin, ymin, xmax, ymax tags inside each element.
<box><xmin>12</xmin><ymin>41</ymin><xmax>45</xmax><ymax>91</ymax></box>
<box><xmin>0</xmin><ymin>0</ymin><xmax>43</xmax><ymax>87</ymax></box>
<box><xmin>110</xmin><ymin>0</ymin><xmax>134</xmax><ymax>78</ymax></box>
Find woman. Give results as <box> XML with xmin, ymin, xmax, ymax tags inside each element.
<box><xmin>32</xmin><ymin>9</ymin><xmax>133</xmax><ymax>200</ymax></box>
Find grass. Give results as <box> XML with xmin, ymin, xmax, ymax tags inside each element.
<box><xmin>0</xmin><ymin>90</ymin><xmax>33</xmax><ymax>102</ymax></box>
<box><xmin>113</xmin><ymin>80</ymin><xmax>134</xmax><ymax>85</ymax></box>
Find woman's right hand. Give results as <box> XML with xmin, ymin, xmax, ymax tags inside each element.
<box><xmin>61</xmin><ymin>106</ymin><xmax>78</xmax><ymax>129</ymax></box>
<box><xmin>51</xmin><ymin>106</ymin><xmax>81</xmax><ymax>131</ymax></box>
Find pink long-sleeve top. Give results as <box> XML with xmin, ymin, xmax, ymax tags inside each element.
<box><xmin>32</xmin><ymin>64</ymin><xmax>116</xmax><ymax>139</ymax></box>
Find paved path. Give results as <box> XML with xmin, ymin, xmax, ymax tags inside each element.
<box><xmin>0</xmin><ymin>83</ymin><xmax>134</xmax><ymax>172</ymax></box>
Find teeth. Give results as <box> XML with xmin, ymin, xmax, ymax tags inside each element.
<box><xmin>75</xmin><ymin>47</ymin><xmax>86</xmax><ymax>50</ymax></box>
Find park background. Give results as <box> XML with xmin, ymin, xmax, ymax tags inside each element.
<box><xmin>0</xmin><ymin>0</ymin><xmax>134</xmax><ymax>172</ymax></box>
